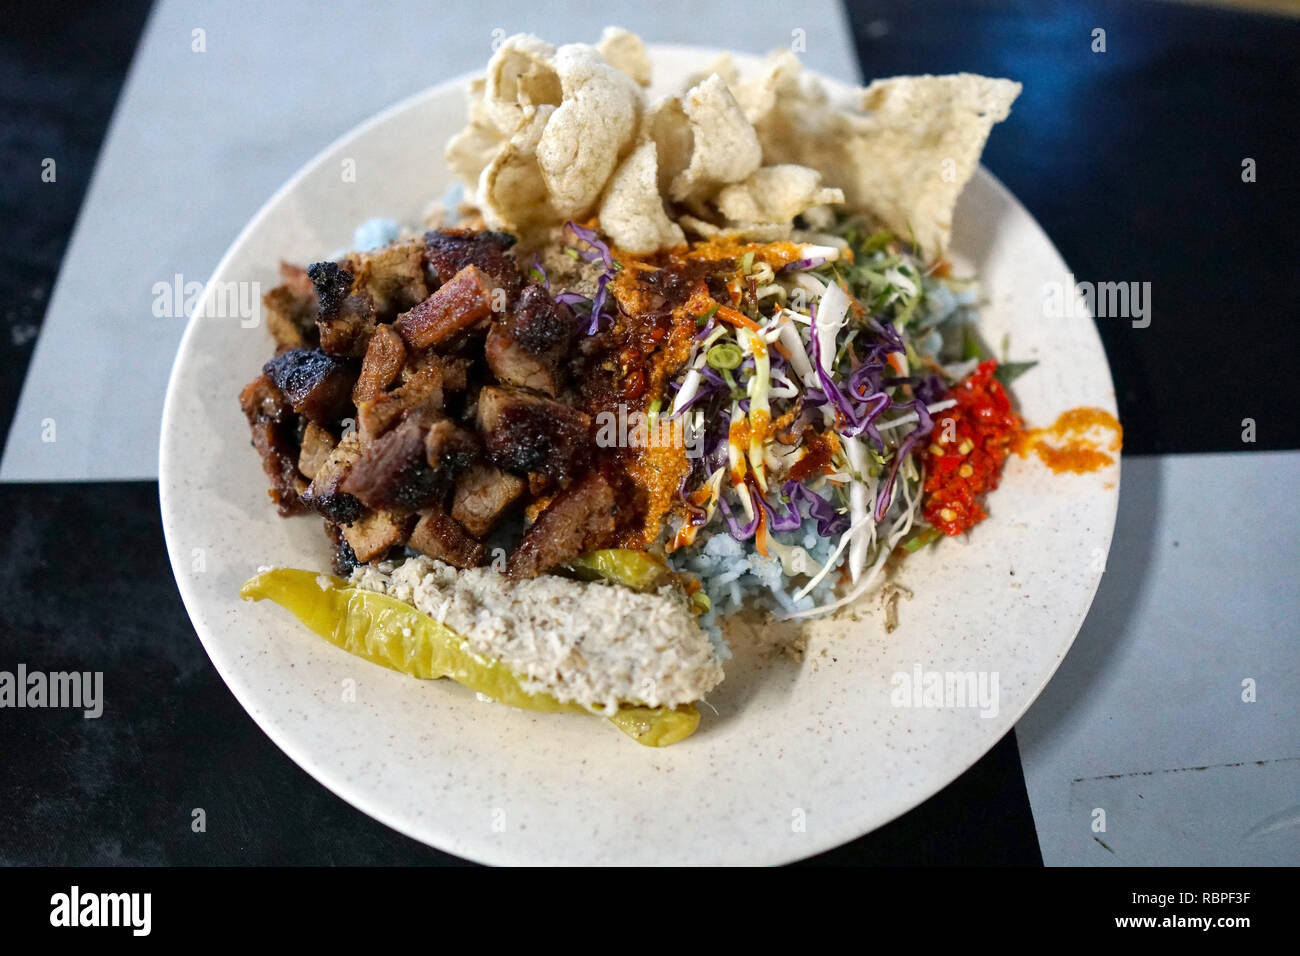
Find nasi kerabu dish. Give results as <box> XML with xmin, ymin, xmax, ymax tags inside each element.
<box><xmin>237</xmin><ymin>28</ymin><xmax>1119</xmax><ymax>745</ymax></box>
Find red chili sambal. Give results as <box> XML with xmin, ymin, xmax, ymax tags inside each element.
<box><xmin>920</xmin><ymin>360</ymin><xmax>1022</xmax><ymax>536</ymax></box>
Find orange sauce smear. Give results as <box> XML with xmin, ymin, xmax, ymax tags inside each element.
<box><xmin>1017</xmin><ymin>407</ymin><xmax>1123</xmax><ymax>474</ymax></box>
<box><xmin>678</xmin><ymin>237</ymin><xmax>807</xmax><ymax>268</ymax></box>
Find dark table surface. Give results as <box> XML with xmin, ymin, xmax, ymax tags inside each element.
<box><xmin>1</xmin><ymin>0</ymin><xmax>1296</xmax><ymax>865</ymax></box>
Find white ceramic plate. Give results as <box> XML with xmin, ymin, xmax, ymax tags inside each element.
<box><xmin>160</xmin><ymin>46</ymin><xmax>1119</xmax><ymax>865</ymax></box>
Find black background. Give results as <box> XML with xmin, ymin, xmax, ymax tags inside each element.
<box><xmin>1</xmin><ymin>0</ymin><xmax>1296</xmax><ymax>865</ymax></box>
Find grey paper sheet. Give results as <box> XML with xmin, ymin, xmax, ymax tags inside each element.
<box><xmin>1017</xmin><ymin>452</ymin><xmax>1300</xmax><ymax>865</ymax></box>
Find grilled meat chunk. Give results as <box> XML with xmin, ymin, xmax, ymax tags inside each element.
<box><xmin>238</xmin><ymin>374</ymin><xmax>306</xmax><ymax>516</ymax></box>
<box><xmin>507</xmin><ymin>471</ymin><xmax>617</xmax><ymax>578</ymax></box>
<box><xmin>297</xmin><ymin>421</ymin><xmax>338</xmax><ymax>480</ymax></box>
<box><xmin>408</xmin><ymin>507</ymin><xmax>485</xmax><ymax>569</ymax></box>
<box><xmin>400</xmin><ymin>349</ymin><xmax>470</xmax><ymax>391</ymax></box>
<box><xmin>316</xmin><ymin>292</ymin><xmax>375</xmax><ymax>358</ymax></box>
<box><xmin>510</xmin><ymin>282</ymin><xmax>577</xmax><ymax>353</ymax></box>
<box><xmin>484</xmin><ymin>284</ymin><xmax>574</xmax><ymax>396</ymax></box>
<box><xmin>307</xmin><ymin>261</ymin><xmax>352</xmax><ymax>315</ymax></box>
<box><xmin>352</xmin><ymin>324</ymin><xmax>406</xmax><ymax>405</ymax></box>
<box><xmin>307</xmin><ymin>259</ymin><xmax>375</xmax><ymax>358</ymax></box>
<box><xmin>356</xmin><ymin>353</ymin><xmax>469</xmax><ymax>443</ymax></box>
<box><xmin>345</xmin><ymin>239</ymin><xmax>429</xmax><ymax>318</ymax></box>
<box><xmin>341</xmin><ymin>419</ymin><xmax>442</xmax><ymax>511</ymax></box>
<box><xmin>476</xmin><ymin>385</ymin><xmax>592</xmax><ymax>480</ymax></box>
<box><xmin>356</xmin><ymin>396</ymin><xmax>408</xmax><ymax>446</ymax></box>
<box><xmin>300</xmin><ymin>433</ymin><xmax>364</xmax><ymax>524</ymax></box>
<box><xmin>340</xmin><ymin>509</ymin><xmax>416</xmax><ymax>563</ymax></box>
<box><xmin>452</xmin><ymin>464</ymin><xmax>525</xmax><ymax>538</ymax></box>
<box><xmin>424</xmin><ymin>419</ymin><xmax>480</xmax><ymax>475</ymax></box>
<box><xmin>263</xmin><ymin>262</ymin><xmax>319</xmax><ymax>349</ymax></box>
<box><xmin>424</xmin><ymin>228</ymin><xmax>521</xmax><ymax>296</ymax></box>
<box><xmin>393</xmin><ymin>265</ymin><xmax>499</xmax><ymax>350</ymax></box>
<box><xmin>263</xmin><ymin>348</ymin><xmax>357</xmax><ymax>425</ymax></box>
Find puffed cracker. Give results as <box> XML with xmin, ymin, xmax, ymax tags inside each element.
<box><xmin>535</xmin><ymin>44</ymin><xmax>643</xmax><ymax>219</ymax></box>
<box><xmin>714</xmin><ymin>164</ymin><xmax>844</xmax><ymax>229</ymax></box>
<box><xmin>597</xmin><ymin>26</ymin><xmax>652</xmax><ymax>87</ymax></box>
<box><xmin>598</xmin><ymin>140</ymin><xmax>686</xmax><ymax>253</ymax></box>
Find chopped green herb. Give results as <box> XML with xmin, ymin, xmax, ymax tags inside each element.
<box><xmin>993</xmin><ymin>360</ymin><xmax>1038</xmax><ymax>385</ymax></box>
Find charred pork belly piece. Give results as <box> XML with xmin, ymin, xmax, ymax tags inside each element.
<box><xmin>317</xmin><ymin>293</ymin><xmax>375</xmax><ymax>358</ymax></box>
<box><xmin>308</xmin><ymin>260</ymin><xmax>377</xmax><ymax>358</ymax></box>
<box><xmin>356</xmin><ymin>395</ymin><xmax>408</xmax><ymax>446</ymax></box>
<box><xmin>297</xmin><ymin>421</ymin><xmax>338</xmax><ymax>480</ymax></box>
<box><xmin>263</xmin><ymin>348</ymin><xmax>357</xmax><ymax>426</ymax></box>
<box><xmin>263</xmin><ymin>262</ymin><xmax>320</xmax><ymax>349</ymax></box>
<box><xmin>345</xmin><ymin>239</ymin><xmax>429</xmax><ymax>318</ymax></box>
<box><xmin>507</xmin><ymin>471</ymin><xmax>617</xmax><ymax>579</ymax></box>
<box><xmin>340</xmin><ymin>509</ymin><xmax>416</xmax><ymax>563</ymax></box>
<box><xmin>510</xmin><ymin>283</ymin><xmax>578</xmax><ymax>353</ymax></box>
<box><xmin>239</xmin><ymin>374</ymin><xmax>306</xmax><ymax>516</ymax></box>
<box><xmin>408</xmin><ymin>507</ymin><xmax>485</xmax><ymax>569</ymax></box>
<box><xmin>352</xmin><ymin>324</ymin><xmax>407</xmax><ymax>405</ymax></box>
<box><xmin>306</xmin><ymin>260</ymin><xmax>376</xmax><ymax>358</ymax></box>
<box><xmin>300</xmin><ymin>433</ymin><xmax>364</xmax><ymax>525</ymax></box>
<box><xmin>424</xmin><ymin>419</ymin><xmax>480</xmax><ymax>475</ymax></box>
<box><xmin>484</xmin><ymin>284</ymin><xmax>576</xmax><ymax>396</ymax></box>
<box><xmin>424</xmin><ymin>228</ymin><xmax>522</xmax><ymax>297</ymax></box>
<box><xmin>393</xmin><ymin>265</ymin><xmax>499</xmax><ymax>350</ymax></box>
<box><xmin>475</xmin><ymin>385</ymin><xmax>592</xmax><ymax>481</ymax></box>
<box><xmin>356</xmin><ymin>353</ymin><xmax>470</xmax><ymax>443</ymax></box>
<box><xmin>341</xmin><ymin>419</ymin><xmax>443</xmax><ymax>511</ymax></box>
<box><xmin>401</xmin><ymin>349</ymin><xmax>470</xmax><ymax>391</ymax></box>
<box><xmin>451</xmin><ymin>464</ymin><xmax>525</xmax><ymax>538</ymax></box>
<box><xmin>307</xmin><ymin>260</ymin><xmax>352</xmax><ymax>314</ymax></box>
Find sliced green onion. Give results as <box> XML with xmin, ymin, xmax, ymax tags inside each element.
<box><xmin>707</xmin><ymin>342</ymin><xmax>743</xmax><ymax>370</ymax></box>
<box><xmin>740</xmin><ymin>251</ymin><xmax>755</xmax><ymax>274</ymax></box>
<box><xmin>901</xmin><ymin>527</ymin><xmax>941</xmax><ymax>553</ymax></box>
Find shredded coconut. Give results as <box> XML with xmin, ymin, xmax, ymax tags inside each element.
<box><xmin>350</xmin><ymin>557</ymin><xmax>724</xmax><ymax>713</ymax></box>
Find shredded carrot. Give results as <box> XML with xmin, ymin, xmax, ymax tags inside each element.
<box><xmin>754</xmin><ymin>506</ymin><xmax>770</xmax><ymax>557</ymax></box>
<box><xmin>716</xmin><ymin>304</ymin><xmax>761</xmax><ymax>332</ymax></box>
<box><xmin>887</xmin><ymin>352</ymin><xmax>909</xmax><ymax>376</ymax></box>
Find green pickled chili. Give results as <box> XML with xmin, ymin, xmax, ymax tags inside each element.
<box><xmin>608</xmin><ymin>705</ymin><xmax>699</xmax><ymax>747</ymax></box>
<box><xmin>565</xmin><ymin>548</ymin><xmax>669</xmax><ymax>592</ymax></box>
<box><xmin>240</xmin><ymin>568</ymin><xmax>700</xmax><ymax>746</ymax></box>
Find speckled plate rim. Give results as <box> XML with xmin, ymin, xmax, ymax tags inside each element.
<box><xmin>160</xmin><ymin>45</ymin><xmax>1120</xmax><ymax>866</ymax></box>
